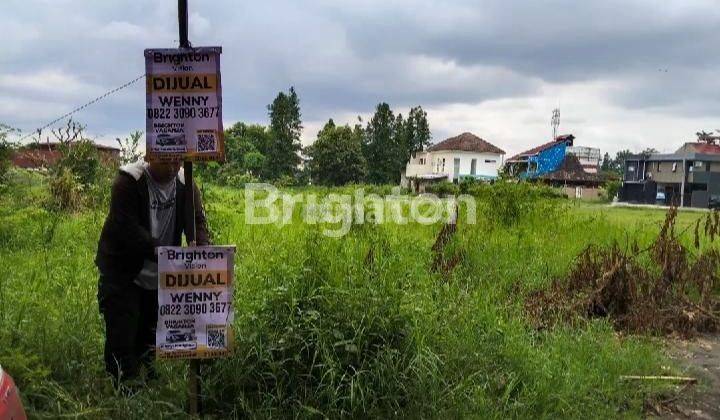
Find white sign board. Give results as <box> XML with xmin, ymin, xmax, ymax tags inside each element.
<box><xmin>144</xmin><ymin>47</ymin><xmax>224</xmax><ymax>162</ymax></box>
<box><xmin>156</xmin><ymin>246</ymin><xmax>235</xmax><ymax>359</ymax></box>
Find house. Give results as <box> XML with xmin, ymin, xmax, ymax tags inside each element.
<box><xmin>11</xmin><ymin>141</ymin><xmax>120</xmax><ymax>169</ymax></box>
<box><xmin>505</xmin><ymin>134</ymin><xmax>602</xmax><ymax>199</ymax></box>
<box><xmin>401</xmin><ymin>132</ymin><xmax>505</xmax><ymax>192</ymax></box>
<box><xmin>619</xmin><ymin>141</ymin><xmax>720</xmax><ymax>208</ymax></box>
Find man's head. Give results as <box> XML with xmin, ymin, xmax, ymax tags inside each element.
<box><xmin>147</xmin><ymin>161</ymin><xmax>181</xmax><ymax>184</ymax></box>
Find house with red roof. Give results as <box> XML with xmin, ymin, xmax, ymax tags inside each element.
<box><xmin>402</xmin><ymin>132</ymin><xmax>505</xmax><ymax>191</ymax></box>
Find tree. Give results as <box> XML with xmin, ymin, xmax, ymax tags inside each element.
<box><xmin>363</xmin><ymin>103</ymin><xmax>398</xmax><ymax>184</ymax></box>
<box><xmin>307</xmin><ymin>119</ymin><xmax>367</xmax><ymax>185</ymax></box>
<box><xmin>267</xmin><ymin>86</ymin><xmax>302</xmax><ymax>179</ymax></box>
<box><xmin>0</xmin><ymin>124</ymin><xmax>19</xmax><ymax>184</ymax></box>
<box><xmin>116</xmin><ymin>131</ymin><xmax>143</xmax><ymax>164</ymax></box>
<box><xmin>601</xmin><ymin>152</ymin><xmax>611</xmax><ymax>172</ymax></box>
<box><xmin>609</xmin><ymin>149</ymin><xmax>632</xmax><ymax>175</ymax></box>
<box><xmin>403</xmin><ymin>106</ymin><xmax>431</xmax><ymax>159</ymax></box>
<box><xmin>196</xmin><ymin>122</ymin><xmax>270</xmax><ymax>183</ymax></box>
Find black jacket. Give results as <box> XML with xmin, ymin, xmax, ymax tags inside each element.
<box><xmin>95</xmin><ymin>163</ymin><xmax>209</xmax><ymax>283</ymax></box>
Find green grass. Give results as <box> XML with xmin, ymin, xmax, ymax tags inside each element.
<box><xmin>0</xmin><ymin>174</ymin><xmax>693</xmax><ymax>418</ymax></box>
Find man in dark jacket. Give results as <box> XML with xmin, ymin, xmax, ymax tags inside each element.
<box><xmin>96</xmin><ymin>160</ymin><xmax>209</xmax><ymax>382</ymax></box>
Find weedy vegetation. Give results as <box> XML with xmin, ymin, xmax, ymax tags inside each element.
<box><xmin>0</xmin><ymin>169</ymin><xmax>715</xmax><ymax>418</ymax></box>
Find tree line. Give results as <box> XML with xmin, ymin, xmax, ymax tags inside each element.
<box><xmin>199</xmin><ymin>87</ymin><xmax>431</xmax><ymax>186</ymax></box>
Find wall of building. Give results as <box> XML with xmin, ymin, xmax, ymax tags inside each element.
<box><xmin>562</xmin><ymin>185</ymin><xmax>601</xmax><ymax>200</ymax></box>
<box><xmin>406</xmin><ymin>150</ymin><xmax>503</xmax><ymax>181</ymax></box>
<box><xmin>645</xmin><ymin>160</ymin><xmax>684</xmax><ymax>184</ymax></box>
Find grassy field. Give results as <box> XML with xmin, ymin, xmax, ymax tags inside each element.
<box><xmin>0</xmin><ymin>172</ymin><xmax>707</xmax><ymax>418</ymax></box>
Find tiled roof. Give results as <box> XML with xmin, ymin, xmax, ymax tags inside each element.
<box><xmin>678</xmin><ymin>142</ymin><xmax>720</xmax><ymax>155</ymax></box>
<box><xmin>427</xmin><ymin>132</ymin><xmax>505</xmax><ymax>155</ymax></box>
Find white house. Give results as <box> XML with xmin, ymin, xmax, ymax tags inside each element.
<box><xmin>401</xmin><ymin>132</ymin><xmax>506</xmax><ymax>191</ymax></box>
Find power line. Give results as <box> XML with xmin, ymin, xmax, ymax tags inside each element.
<box><xmin>16</xmin><ymin>73</ymin><xmax>146</xmax><ymax>142</ymax></box>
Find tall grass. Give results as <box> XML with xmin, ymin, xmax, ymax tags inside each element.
<box><xmin>0</xmin><ymin>173</ymin><xmax>696</xmax><ymax>418</ymax></box>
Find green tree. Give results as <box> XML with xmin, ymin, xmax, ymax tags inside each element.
<box><xmin>363</xmin><ymin>103</ymin><xmax>398</xmax><ymax>184</ymax></box>
<box><xmin>307</xmin><ymin>119</ymin><xmax>367</xmax><ymax>186</ymax></box>
<box><xmin>601</xmin><ymin>152</ymin><xmax>611</xmax><ymax>172</ymax></box>
<box><xmin>610</xmin><ymin>149</ymin><xmax>632</xmax><ymax>175</ymax></box>
<box><xmin>115</xmin><ymin>131</ymin><xmax>143</xmax><ymax>164</ymax></box>
<box><xmin>403</xmin><ymin>106</ymin><xmax>431</xmax><ymax>159</ymax></box>
<box><xmin>203</xmin><ymin>122</ymin><xmax>270</xmax><ymax>183</ymax></box>
<box><xmin>0</xmin><ymin>124</ymin><xmax>19</xmax><ymax>184</ymax></box>
<box><xmin>267</xmin><ymin>86</ymin><xmax>302</xmax><ymax>179</ymax></box>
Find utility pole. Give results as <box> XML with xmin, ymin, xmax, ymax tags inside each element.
<box><xmin>177</xmin><ymin>0</ymin><xmax>201</xmax><ymax>415</ymax></box>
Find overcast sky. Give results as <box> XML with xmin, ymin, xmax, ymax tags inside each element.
<box><xmin>2</xmin><ymin>0</ymin><xmax>719</xmax><ymax>156</ymax></box>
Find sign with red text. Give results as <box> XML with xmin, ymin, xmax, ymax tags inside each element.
<box><xmin>144</xmin><ymin>47</ymin><xmax>224</xmax><ymax>162</ymax></box>
<box><xmin>156</xmin><ymin>246</ymin><xmax>235</xmax><ymax>359</ymax></box>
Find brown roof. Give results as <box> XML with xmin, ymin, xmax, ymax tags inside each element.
<box><xmin>676</xmin><ymin>142</ymin><xmax>720</xmax><ymax>155</ymax></box>
<box><xmin>507</xmin><ymin>134</ymin><xmax>575</xmax><ymax>161</ymax></box>
<box><xmin>427</xmin><ymin>132</ymin><xmax>505</xmax><ymax>154</ymax></box>
<box><xmin>538</xmin><ymin>154</ymin><xmax>601</xmax><ymax>184</ymax></box>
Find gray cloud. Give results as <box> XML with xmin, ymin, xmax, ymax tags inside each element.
<box><xmin>1</xmin><ymin>0</ymin><xmax>718</xmax><ymax>150</ymax></box>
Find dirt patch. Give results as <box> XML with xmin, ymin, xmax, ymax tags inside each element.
<box><xmin>526</xmin><ymin>208</ymin><xmax>720</xmax><ymax>337</ymax></box>
<box><xmin>648</xmin><ymin>335</ymin><xmax>720</xmax><ymax>419</ymax></box>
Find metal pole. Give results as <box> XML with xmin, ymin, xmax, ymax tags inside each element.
<box><xmin>178</xmin><ymin>0</ymin><xmax>190</xmax><ymax>49</ymax></box>
<box><xmin>178</xmin><ymin>0</ymin><xmax>200</xmax><ymax>415</ymax></box>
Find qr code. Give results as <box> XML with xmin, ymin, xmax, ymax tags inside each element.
<box><xmin>197</xmin><ymin>132</ymin><xmax>217</xmax><ymax>152</ymax></box>
<box><xmin>207</xmin><ymin>326</ymin><xmax>226</xmax><ymax>349</ymax></box>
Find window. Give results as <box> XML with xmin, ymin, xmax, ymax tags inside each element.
<box><xmin>672</xmin><ymin>162</ymin><xmax>677</xmax><ymax>172</ymax></box>
<box><xmin>470</xmin><ymin>159</ymin><xmax>477</xmax><ymax>175</ymax></box>
<box><xmin>656</xmin><ymin>162</ymin><xmax>661</xmax><ymax>172</ymax></box>
<box><xmin>485</xmin><ymin>159</ymin><xmax>496</xmax><ymax>163</ymax></box>
<box><xmin>419</xmin><ymin>158</ymin><xmax>425</xmax><ymax>165</ymax></box>
<box><xmin>441</xmin><ymin>158</ymin><xmax>446</xmax><ymax>172</ymax></box>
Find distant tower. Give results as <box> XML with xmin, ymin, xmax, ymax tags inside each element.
<box><xmin>551</xmin><ymin>108</ymin><xmax>560</xmax><ymax>141</ymax></box>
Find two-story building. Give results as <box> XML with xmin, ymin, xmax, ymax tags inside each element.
<box><xmin>620</xmin><ymin>142</ymin><xmax>720</xmax><ymax>207</ymax></box>
<box><xmin>402</xmin><ymin>132</ymin><xmax>505</xmax><ymax>192</ymax></box>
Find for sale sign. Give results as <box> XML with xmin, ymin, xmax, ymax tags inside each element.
<box><xmin>156</xmin><ymin>246</ymin><xmax>235</xmax><ymax>359</ymax></box>
<box><xmin>144</xmin><ymin>47</ymin><xmax>224</xmax><ymax>162</ymax></box>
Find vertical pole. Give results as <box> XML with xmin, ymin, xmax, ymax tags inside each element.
<box><xmin>680</xmin><ymin>158</ymin><xmax>686</xmax><ymax>208</ymax></box>
<box><xmin>178</xmin><ymin>0</ymin><xmax>200</xmax><ymax>415</ymax></box>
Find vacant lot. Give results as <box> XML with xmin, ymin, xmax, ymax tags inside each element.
<box><xmin>0</xmin><ymin>173</ymin><xmax>711</xmax><ymax>418</ymax></box>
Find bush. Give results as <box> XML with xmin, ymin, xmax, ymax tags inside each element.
<box><xmin>425</xmin><ymin>181</ymin><xmax>459</xmax><ymax>196</ymax></box>
<box><xmin>601</xmin><ymin>180</ymin><xmax>621</xmax><ymax>202</ymax></box>
<box><xmin>56</xmin><ymin>139</ymin><xmax>100</xmax><ymax>185</ymax></box>
<box><xmin>48</xmin><ymin>168</ymin><xmax>84</xmax><ymax>211</ymax></box>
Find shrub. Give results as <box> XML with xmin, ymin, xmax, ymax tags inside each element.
<box><xmin>48</xmin><ymin>168</ymin><xmax>84</xmax><ymax>211</ymax></box>
<box><xmin>56</xmin><ymin>139</ymin><xmax>100</xmax><ymax>186</ymax></box>
<box><xmin>601</xmin><ymin>180</ymin><xmax>621</xmax><ymax>202</ymax></box>
<box><xmin>425</xmin><ymin>181</ymin><xmax>459</xmax><ymax>196</ymax></box>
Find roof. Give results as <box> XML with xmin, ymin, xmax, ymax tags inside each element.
<box><xmin>676</xmin><ymin>142</ymin><xmax>720</xmax><ymax>155</ymax></box>
<box><xmin>427</xmin><ymin>132</ymin><xmax>505</xmax><ymax>155</ymax></box>
<box><xmin>507</xmin><ymin>134</ymin><xmax>575</xmax><ymax>161</ymax></box>
<box><xmin>538</xmin><ymin>154</ymin><xmax>602</xmax><ymax>184</ymax></box>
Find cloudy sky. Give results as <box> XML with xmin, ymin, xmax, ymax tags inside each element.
<box><xmin>2</xmin><ymin>0</ymin><xmax>719</xmax><ymax>156</ymax></box>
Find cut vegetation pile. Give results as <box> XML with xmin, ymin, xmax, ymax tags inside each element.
<box><xmin>527</xmin><ymin>208</ymin><xmax>720</xmax><ymax>336</ymax></box>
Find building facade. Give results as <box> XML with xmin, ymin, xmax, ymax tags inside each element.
<box><xmin>402</xmin><ymin>132</ymin><xmax>505</xmax><ymax>191</ymax></box>
<box><xmin>620</xmin><ymin>142</ymin><xmax>720</xmax><ymax>208</ymax></box>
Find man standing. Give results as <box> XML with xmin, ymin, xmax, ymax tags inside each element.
<box><xmin>95</xmin><ymin>160</ymin><xmax>209</xmax><ymax>382</ymax></box>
